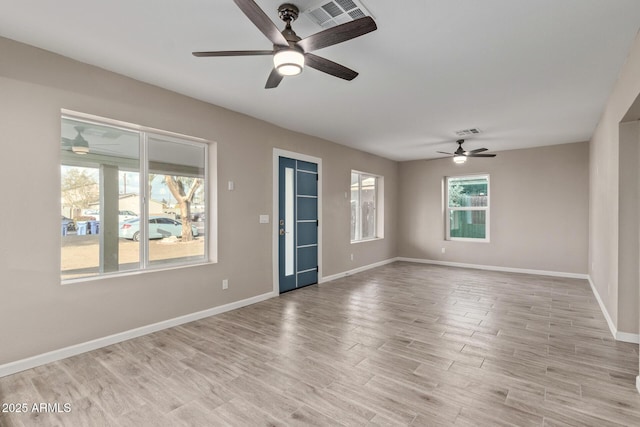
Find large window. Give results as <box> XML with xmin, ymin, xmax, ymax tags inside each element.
<box><xmin>445</xmin><ymin>174</ymin><xmax>489</xmax><ymax>241</ymax></box>
<box><xmin>61</xmin><ymin>113</ymin><xmax>210</xmax><ymax>281</ymax></box>
<box><xmin>351</xmin><ymin>171</ymin><xmax>382</xmax><ymax>242</ymax></box>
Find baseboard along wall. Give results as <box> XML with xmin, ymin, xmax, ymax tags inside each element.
<box><xmin>2</xmin><ymin>257</ymin><xmax>637</xmax><ymax>379</ymax></box>
<box><xmin>0</xmin><ymin>291</ymin><xmax>276</xmax><ymax>378</ymax></box>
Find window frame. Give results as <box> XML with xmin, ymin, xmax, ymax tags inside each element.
<box><xmin>445</xmin><ymin>174</ymin><xmax>490</xmax><ymax>242</ymax></box>
<box><xmin>60</xmin><ymin>111</ymin><xmax>214</xmax><ymax>284</ymax></box>
<box><xmin>350</xmin><ymin>170</ymin><xmax>383</xmax><ymax>243</ymax></box>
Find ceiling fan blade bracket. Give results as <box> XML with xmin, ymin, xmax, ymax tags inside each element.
<box><xmin>298</xmin><ymin>16</ymin><xmax>377</xmax><ymax>52</ymax></box>
<box><xmin>233</xmin><ymin>0</ymin><xmax>288</xmax><ymax>46</ymax></box>
<box><xmin>192</xmin><ymin>50</ymin><xmax>274</xmax><ymax>57</ymax></box>
<box><xmin>265</xmin><ymin>68</ymin><xmax>284</xmax><ymax>89</ymax></box>
<box><xmin>466</xmin><ymin>148</ymin><xmax>488</xmax><ymax>154</ymax></box>
<box><xmin>305</xmin><ymin>54</ymin><xmax>358</xmax><ymax>80</ymax></box>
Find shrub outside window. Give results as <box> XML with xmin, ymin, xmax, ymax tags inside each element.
<box><xmin>61</xmin><ymin>113</ymin><xmax>209</xmax><ymax>282</ymax></box>
<box><xmin>445</xmin><ymin>174</ymin><xmax>489</xmax><ymax>241</ymax></box>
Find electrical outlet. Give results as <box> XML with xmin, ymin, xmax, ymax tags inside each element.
<box><xmin>441</xmin><ymin>248</ymin><xmax>446</xmax><ymax>254</ymax></box>
<box><xmin>350</xmin><ymin>253</ymin><xmax>354</xmax><ymax>261</ymax></box>
<box><xmin>222</xmin><ymin>279</ymin><xmax>228</xmax><ymax>290</ymax></box>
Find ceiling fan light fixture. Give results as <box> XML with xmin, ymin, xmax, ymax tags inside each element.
<box><xmin>453</xmin><ymin>154</ymin><xmax>467</xmax><ymax>164</ymax></box>
<box><xmin>71</xmin><ymin>140</ymin><xmax>89</xmax><ymax>155</ymax></box>
<box><xmin>273</xmin><ymin>48</ymin><xmax>304</xmax><ymax>76</ymax></box>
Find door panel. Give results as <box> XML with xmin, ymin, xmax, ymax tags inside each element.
<box><xmin>297</xmin><ymin>171</ymin><xmax>318</xmax><ymax>196</ymax></box>
<box><xmin>278</xmin><ymin>156</ymin><xmax>318</xmax><ymax>293</ymax></box>
<box><xmin>297</xmin><ymin>270</ymin><xmax>318</xmax><ymax>288</ymax></box>
<box><xmin>297</xmin><ymin>198</ymin><xmax>317</xmax><ymax>220</ymax></box>
<box><xmin>297</xmin><ymin>222</ymin><xmax>317</xmax><ymax>246</ymax></box>
<box><xmin>298</xmin><ymin>246</ymin><xmax>318</xmax><ymax>271</ymax></box>
<box><xmin>297</xmin><ymin>160</ymin><xmax>317</xmax><ymax>173</ymax></box>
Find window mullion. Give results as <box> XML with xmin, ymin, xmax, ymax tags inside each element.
<box><xmin>357</xmin><ymin>175</ymin><xmax>362</xmax><ymax>241</ymax></box>
<box><xmin>372</xmin><ymin>177</ymin><xmax>377</xmax><ymax>238</ymax></box>
<box><xmin>140</xmin><ymin>131</ymin><xmax>149</xmax><ymax>269</ymax></box>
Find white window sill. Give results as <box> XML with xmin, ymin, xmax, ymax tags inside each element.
<box><xmin>351</xmin><ymin>237</ymin><xmax>384</xmax><ymax>245</ymax></box>
<box><xmin>446</xmin><ymin>238</ymin><xmax>490</xmax><ymax>243</ymax></box>
<box><xmin>61</xmin><ymin>259</ymin><xmax>216</xmax><ymax>285</ymax></box>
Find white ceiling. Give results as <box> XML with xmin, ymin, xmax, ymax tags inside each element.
<box><xmin>2</xmin><ymin>0</ymin><xmax>640</xmax><ymax>161</ymax></box>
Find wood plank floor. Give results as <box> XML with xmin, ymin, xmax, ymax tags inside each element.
<box><xmin>1</xmin><ymin>262</ymin><xmax>639</xmax><ymax>426</ymax></box>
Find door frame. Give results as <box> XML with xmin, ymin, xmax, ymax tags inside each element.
<box><xmin>272</xmin><ymin>148</ymin><xmax>323</xmax><ymax>295</ymax></box>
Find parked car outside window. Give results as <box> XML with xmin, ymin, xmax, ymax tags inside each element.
<box><xmin>119</xmin><ymin>210</ymin><xmax>138</xmax><ymax>222</ymax></box>
<box><xmin>81</xmin><ymin>209</ymin><xmax>138</xmax><ymax>223</ymax></box>
<box><xmin>119</xmin><ymin>216</ymin><xmax>198</xmax><ymax>241</ymax></box>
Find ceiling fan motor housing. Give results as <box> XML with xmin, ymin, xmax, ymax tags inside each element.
<box><xmin>278</xmin><ymin>4</ymin><xmax>299</xmax><ymax>23</ymax></box>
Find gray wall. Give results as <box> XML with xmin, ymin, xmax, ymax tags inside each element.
<box><xmin>0</xmin><ymin>37</ymin><xmax>398</xmax><ymax>365</ymax></box>
<box><xmin>618</xmin><ymin>121</ymin><xmax>639</xmax><ymax>334</ymax></box>
<box><xmin>398</xmin><ymin>142</ymin><xmax>589</xmax><ymax>274</ymax></box>
<box><xmin>589</xmin><ymin>30</ymin><xmax>640</xmax><ymax>337</ymax></box>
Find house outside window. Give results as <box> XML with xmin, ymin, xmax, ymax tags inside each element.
<box><xmin>61</xmin><ymin>113</ymin><xmax>210</xmax><ymax>282</ymax></box>
<box><xmin>445</xmin><ymin>174</ymin><xmax>489</xmax><ymax>241</ymax></box>
<box><xmin>351</xmin><ymin>171</ymin><xmax>382</xmax><ymax>242</ymax></box>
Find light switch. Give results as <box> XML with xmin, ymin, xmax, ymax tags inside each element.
<box><xmin>228</xmin><ymin>181</ymin><xmax>235</xmax><ymax>191</ymax></box>
<box><xmin>259</xmin><ymin>215</ymin><xmax>269</xmax><ymax>224</ymax></box>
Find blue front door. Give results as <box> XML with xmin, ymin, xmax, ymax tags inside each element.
<box><xmin>278</xmin><ymin>157</ymin><xmax>318</xmax><ymax>293</ymax></box>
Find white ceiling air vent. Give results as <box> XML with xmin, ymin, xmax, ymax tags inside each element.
<box><xmin>455</xmin><ymin>128</ymin><xmax>482</xmax><ymax>137</ymax></box>
<box><xmin>303</xmin><ymin>0</ymin><xmax>373</xmax><ymax>29</ymax></box>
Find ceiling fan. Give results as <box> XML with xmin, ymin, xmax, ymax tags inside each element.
<box><xmin>437</xmin><ymin>139</ymin><xmax>497</xmax><ymax>164</ymax></box>
<box><xmin>61</xmin><ymin>126</ymin><xmax>91</xmax><ymax>154</ymax></box>
<box><xmin>61</xmin><ymin>126</ymin><xmax>121</xmax><ymax>155</ymax></box>
<box><xmin>192</xmin><ymin>0</ymin><xmax>377</xmax><ymax>88</ymax></box>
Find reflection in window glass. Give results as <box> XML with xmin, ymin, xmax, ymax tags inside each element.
<box><xmin>61</xmin><ymin>118</ymin><xmax>139</xmax><ymax>280</ymax></box>
<box><xmin>61</xmin><ymin>114</ymin><xmax>209</xmax><ymax>281</ymax></box>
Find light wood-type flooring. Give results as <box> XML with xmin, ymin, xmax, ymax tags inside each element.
<box><xmin>1</xmin><ymin>262</ymin><xmax>640</xmax><ymax>426</ymax></box>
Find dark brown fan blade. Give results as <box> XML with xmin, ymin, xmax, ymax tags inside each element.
<box><xmin>305</xmin><ymin>54</ymin><xmax>358</xmax><ymax>80</ymax></box>
<box><xmin>193</xmin><ymin>50</ymin><xmax>273</xmax><ymax>57</ymax></box>
<box><xmin>437</xmin><ymin>151</ymin><xmax>453</xmax><ymax>155</ymax></box>
<box><xmin>465</xmin><ymin>148</ymin><xmax>488</xmax><ymax>154</ymax></box>
<box><xmin>265</xmin><ymin>68</ymin><xmax>284</xmax><ymax>89</ymax></box>
<box><xmin>297</xmin><ymin>17</ymin><xmax>377</xmax><ymax>52</ymax></box>
<box><xmin>467</xmin><ymin>153</ymin><xmax>496</xmax><ymax>157</ymax></box>
<box><xmin>233</xmin><ymin>0</ymin><xmax>288</xmax><ymax>46</ymax></box>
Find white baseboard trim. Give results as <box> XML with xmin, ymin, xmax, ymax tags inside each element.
<box><xmin>618</xmin><ymin>331</ymin><xmax>640</xmax><ymax>344</ymax></box>
<box><xmin>0</xmin><ymin>291</ymin><xmax>276</xmax><ymax>379</ymax></box>
<box><xmin>320</xmin><ymin>257</ymin><xmax>398</xmax><ymax>284</ymax></box>
<box><xmin>587</xmin><ymin>276</ymin><xmax>619</xmax><ymax>341</ymax></box>
<box><xmin>397</xmin><ymin>257</ymin><xmax>589</xmax><ymax>280</ymax></box>
<box><xmin>586</xmin><ymin>276</ymin><xmax>639</xmax><ymax>344</ymax></box>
